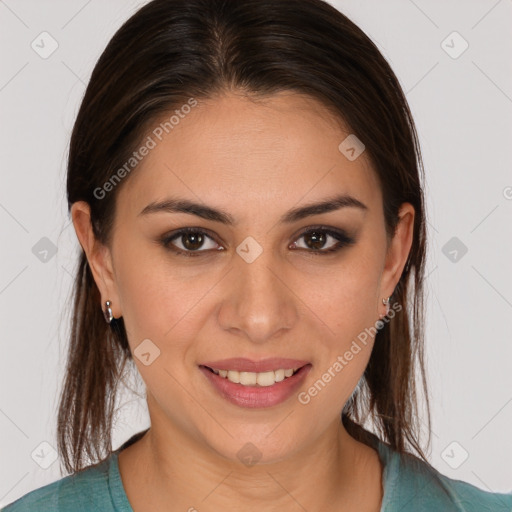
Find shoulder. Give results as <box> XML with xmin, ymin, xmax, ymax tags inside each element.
<box><xmin>1</xmin><ymin>456</ymin><xmax>116</xmax><ymax>512</ymax></box>
<box><xmin>1</xmin><ymin>478</ymin><xmax>61</xmax><ymax>512</ymax></box>
<box><xmin>374</xmin><ymin>437</ymin><xmax>512</xmax><ymax>512</ymax></box>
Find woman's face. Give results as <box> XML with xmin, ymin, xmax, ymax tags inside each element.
<box><xmin>77</xmin><ymin>91</ymin><xmax>413</xmax><ymax>463</ymax></box>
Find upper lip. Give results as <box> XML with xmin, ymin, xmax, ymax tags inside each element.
<box><xmin>200</xmin><ymin>357</ymin><xmax>310</xmax><ymax>373</ymax></box>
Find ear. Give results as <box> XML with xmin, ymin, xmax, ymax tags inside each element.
<box><xmin>70</xmin><ymin>201</ymin><xmax>122</xmax><ymax>319</ymax></box>
<box><xmin>379</xmin><ymin>202</ymin><xmax>415</xmax><ymax>306</ymax></box>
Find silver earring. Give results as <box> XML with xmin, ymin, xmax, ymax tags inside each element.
<box><xmin>103</xmin><ymin>300</ymin><xmax>114</xmax><ymax>324</ymax></box>
<box><xmin>379</xmin><ymin>296</ymin><xmax>391</xmax><ymax>319</ymax></box>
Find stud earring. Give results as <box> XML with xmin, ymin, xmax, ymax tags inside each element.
<box><xmin>380</xmin><ymin>296</ymin><xmax>391</xmax><ymax>319</ymax></box>
<box><xmin>103</xmin><ymin>300</ymin><xmax>114</xmax><ymax>324</ymax></box>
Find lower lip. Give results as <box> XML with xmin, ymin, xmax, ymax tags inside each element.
<box><xmin>199</xmin><ymin>364</ymin><xmax>312</xmax><ymax>408</ymax></box>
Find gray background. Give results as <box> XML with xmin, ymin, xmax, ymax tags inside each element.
<box><xmin>1</xmin><ymin>0</ymin><xmax>511</xmax><ymax>506</ymax></box>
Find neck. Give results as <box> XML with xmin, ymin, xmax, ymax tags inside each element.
<box><xmin>119</xmin><ymin>415</ymin><xmax>383</xmax><ymax>512</ymax></box>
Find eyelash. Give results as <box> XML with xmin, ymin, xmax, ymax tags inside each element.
<box><xmin>160</xmin><ymin>225</ymin><xmax>355</xmax><ymax>258</ymax></box>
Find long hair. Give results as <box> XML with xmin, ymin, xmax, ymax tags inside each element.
<box><xmin>59</xmin><ymin>0</ymin><xmax>430</xmax><ymax>474</ymax></box>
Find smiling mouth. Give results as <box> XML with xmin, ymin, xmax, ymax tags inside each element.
<box><xmin>201</xmin><ymin>365</ymin><xmax>305</xmax><ymax>387</ymax></box>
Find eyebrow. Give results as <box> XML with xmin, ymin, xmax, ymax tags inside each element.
<box><xmin>139</xmin><ymin>193</ymin><xmax>368</xmax><ymax>225</ymax></box>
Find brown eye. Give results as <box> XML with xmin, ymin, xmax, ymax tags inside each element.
<box><xmin>162</xmin><ymin>228</ymin><xmax>220</xmax><ymax>255</ymax></box>
<box><xmin>162</xmin><ymin>226</ymin><xmax>354</xmax><ymax>258</ymax></box>
<box><xmin>303</xmin><ymin>231</ymin><xmax>328</xmax><ymax>250</ymax></box>
<box><xmin>290</xmin><ymin>227</ymin><xmax>355</xmax><ymax>255</ymax></box>
<box><xmin>181</xmin><ymin>232</ymin><xmax>205</xmax><ymax>250</ymax></box>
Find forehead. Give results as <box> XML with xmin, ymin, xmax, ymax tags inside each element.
<box><xmin>118</xmin><ymin>91</ymin><xmax>381</xmax><ymax>220</ymax></box>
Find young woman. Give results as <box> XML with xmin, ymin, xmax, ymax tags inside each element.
<box><xmin>3</xmin><ymin>0</ymin><xmax>511</xmax><ymax>510</ymax></box>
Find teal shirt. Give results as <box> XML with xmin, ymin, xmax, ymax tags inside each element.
<box><xmin>3</xmin><ymin>433</ymin><xmax>511</xmax><ymax>511</ymax></box>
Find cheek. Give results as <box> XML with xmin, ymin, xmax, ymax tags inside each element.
<box><xmin>114</xmin><ymin>255</ymin><xmax>210</xmax><ymax>404</ymax></box>
<box><xmin>298</xmin><ymin>279</ymin><xmax>379</xmax><ymax>416</ymax></box>
<box><xmin>113</xmin><ymin>243</ymin><xmax>220</xmax><ymax>355</ymax></box>
<box><xmin>303</xmin><ymin>251</ymin><xmax>382</xmax><ymax>336</ymax></box>
<box><xmin>296</xmin><ymin>247</ymin><xmax>382</xmax><ymax>400</ymax></box>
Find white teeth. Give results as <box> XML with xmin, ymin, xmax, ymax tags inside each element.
<box><xmin>211</xmin><ymin>367</ymin><xmax>301</xmax><ymax>386</ymax></box>
<box><xmin>239</xmin><ymin>371</ymin><xmax>257</xmax><ymax>386</ymax></box>
<box><xmin>274</xmin><ymin>369</ymin><xmax>285</xmax><ymax>382</ymax></box>
<box><xmin>256</xmin><ymin>371</ymin><xmax>275</xmax><ymax>387</ymax></box>
<box><xmin>227</xmin><ymin>370</ymin><xmax>240</xmax><ymax>383</ymax></box>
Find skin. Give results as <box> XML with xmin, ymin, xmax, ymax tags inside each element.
<box><xmin>72</xmin><ymin>91</ymin><xmax>414</xmax><ymax>512</ymax></box>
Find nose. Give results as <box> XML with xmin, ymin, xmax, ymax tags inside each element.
<box><xmin>217</xmin><ymin>248</ymin><xmax>299</xmax><ymax>344</ymax></box>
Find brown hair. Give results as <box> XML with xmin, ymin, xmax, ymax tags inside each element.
<box><xmin>59</xmin><ymin>0</ymin><xmax>430</xmax><ymax>474</ymax></box>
